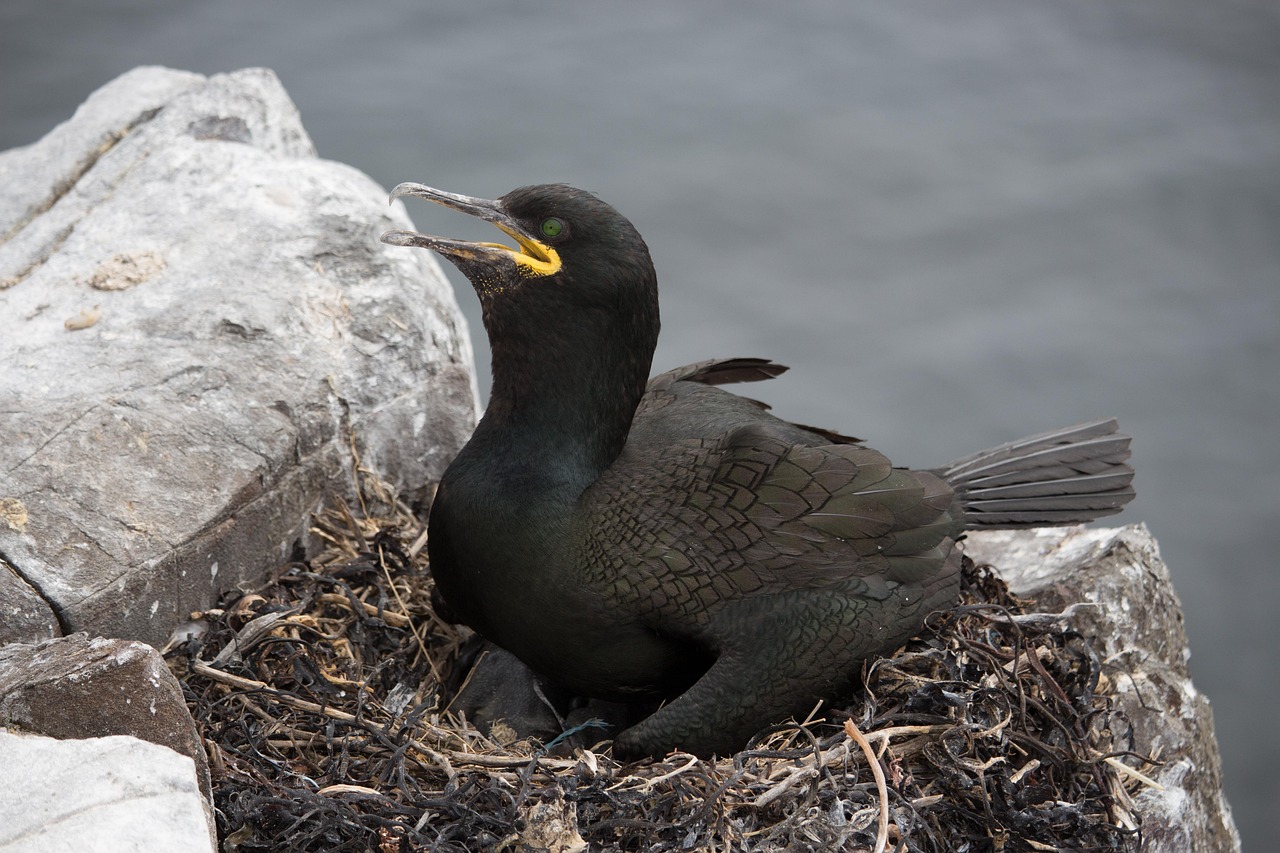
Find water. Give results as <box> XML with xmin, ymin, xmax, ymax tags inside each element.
<box><xmin>3</xmin><ymin>1</ymin><xmax>1277</xmax><ymax>844</ymax></box>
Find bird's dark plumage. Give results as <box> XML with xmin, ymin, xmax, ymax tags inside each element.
<box><xmin>382</xmin><ymin>182</ymin><xmax>1135</xmax><ymax>758</ymax></box>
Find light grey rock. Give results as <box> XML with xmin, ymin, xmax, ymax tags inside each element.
<box><xmin>966</xmin><ymin>525</ymin><xmax>1241</xmax><ymax>853</ymax></box>
<box><xmin>0</xmin><ymin>633</ymin><xmax>210</xmax><ymax>802</ymax></box>
<box><xmin>0</xmin><ymin>67</ymin><xmax>476</xmax><ymax>645</ymax></box>
<box><xmin>0</xmin><ymin>556</ymin><xmax>58</xmax><ymax>645</ymax></box>
<box><xmin>0</xmin><ymin>730</ymin><xmax>215</xmax><ymax>853</ymax></box>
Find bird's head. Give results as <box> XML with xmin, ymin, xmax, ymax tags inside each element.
<box><xmin>382</xmin><ymin>182</ymin><xmax>658</xmax><ymax>318</ymax></box>
<box><xmin>382</xmin><ymin>182</ymin><xmax>661</xmax><ymax>441</ymax></box>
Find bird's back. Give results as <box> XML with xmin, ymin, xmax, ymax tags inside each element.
<box><xmin>575</xmin><ymin>364</ymin><xmax>965</xmax><ymax>639</ymax></box>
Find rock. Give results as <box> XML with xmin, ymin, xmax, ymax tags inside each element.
<box><xmin>0</xmin><ymin>67</ymin><xmax>477</xmax><ymax>646</ymax></box>
<box><xmin>0</xmin><ymin>556</ymin><xmax>59</xmax><ymax>645</ymax></box>
<box><xmin>965</xmin><ymin>525</ymin><xmax>1242</xmax><ymax>853</ymax></box>
<box><xmin>0</xmin><ymin>729</ymin><xmax>215</xmax><ymax>853</ymax></box>
<box><xmin>0</xmin><ymin>633</ymin><xmax>211</xmax><ymax>803</ymax></box>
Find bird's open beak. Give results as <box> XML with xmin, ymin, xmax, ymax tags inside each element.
<box><xmin>381</xmin><ymin>183</ymin><xmax>561</xmax><ymax>276</ymax></box>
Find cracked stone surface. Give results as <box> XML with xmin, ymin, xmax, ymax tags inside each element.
<box><xmin>966</xmin><ymin>525</ymin><xmax>1242</xmax><ymax>853</ymax></box>
<box><xmin>0</xmin><ymin>730</ymin><xmax>215</xmax><ymax>853</ymax></box>
<box><xmin>0</xmin><ymin>633</ymin><xmax>211</xmax><ymax>803</ymax></box>
<box><xmin>0</xmin><ymin>66</ymin><xmax>477</xmax><ymax>645</ymax></box>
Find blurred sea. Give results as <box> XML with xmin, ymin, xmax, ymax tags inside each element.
<box><xmin>3</xmin><ymin>1</ymin><xmax>1277</xmax><ymax>845</ymax></box>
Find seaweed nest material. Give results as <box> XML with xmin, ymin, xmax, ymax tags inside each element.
<box><xmin>171</xmin><ymin>470</ymin><xmax>1156</xmax><ymax>852</ymax></box>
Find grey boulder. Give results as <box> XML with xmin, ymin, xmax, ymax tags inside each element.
<box><xmin>0</xmin><ymin>633</ymin><xmax>211</xmax><ymax>801</ymax></box>
<box><xmin>0</xmin><ymin>66</ymin><xmax>476</xmax><ymax>646</ymax></box>
<box><xmin>0</xmin><ymin>730</ymin><xmax>215</xmax><ymax>853</ymax></box>
<box><xmin>966</xmin><ymin>525</ymin><xmax>1241</xmax><ymax>853</ymax></box>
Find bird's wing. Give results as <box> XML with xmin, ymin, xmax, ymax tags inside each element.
<box><xmin>645</xmin><ymin>357</ymin><xmax>789</xmax><ymax>391</ymax></box>
<box><xmin>579</xmin><ymin>376</ymin><xmax>958</xmax><ymax>619</ymax></box>
<box><xmin>640</xmin><ymin>358</ymin><xmax>862</xmax><ymax>443</ymax></box>
<box><xmin>639</xmin><ymin>358</ymin><xmax>787</xmax><ymax>419</ymax></box>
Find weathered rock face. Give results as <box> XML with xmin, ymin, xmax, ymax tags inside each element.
<box><xmin>0</xmin><ymin>67</ymin><xmax>477</xmax><ymax>646</ymax></box>
<box><xmin>0</xmin><ymin>555</ymin><xmax>57</xmax><ymax>645</ymax></box>
<box><xmin>0</xmin><ymin>730</ymin><xmax>216</xmax><ymax>853</ymax></box>
<box><xmin>0</xmin><ymin>634</ymin><xmax>211</xmax><ymax>801</ymax></box>
<box><xmin>966</xmin><ymin>525</ymin><xmax>1242</xmax><ymax>853</ymax></box>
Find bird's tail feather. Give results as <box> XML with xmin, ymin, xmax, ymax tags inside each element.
<box><xmin>938</xmin><ymin>418</ymin><xmax>1135</xmax><ymax>528</ymax></box>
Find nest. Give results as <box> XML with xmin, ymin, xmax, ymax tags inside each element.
<box><xmin>171</xmin><ymin>469</ymin><xmax>1156</xmax><ymax>852</ymax></box>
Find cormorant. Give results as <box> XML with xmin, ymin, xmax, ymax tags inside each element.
<box><xmin>382</xmin><ymin>183</ymin><xmax>1134</xmax><ymax>759</ymax></box>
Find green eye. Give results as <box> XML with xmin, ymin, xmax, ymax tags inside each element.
<box><xmin>540</xmin><ymin>217</ymin><xmax>565</xmax><ymax>239</ymax></box>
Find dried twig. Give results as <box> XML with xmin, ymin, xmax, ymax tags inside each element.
<box><xmin>844</xmin><ymin>719</ymin><xmax>890</xmax><ymax>853</ymax></box>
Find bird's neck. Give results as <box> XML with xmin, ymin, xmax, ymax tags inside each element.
<box><xmin>473</xmin><ymin>299</ymin><xmax>658</xmax><ymax>487</ymax></box>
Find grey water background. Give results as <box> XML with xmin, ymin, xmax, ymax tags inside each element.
<box><xmin>3</xmin><ymin>1</ymin><xmax>1276</xmax><ymax>844</ymax></box>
